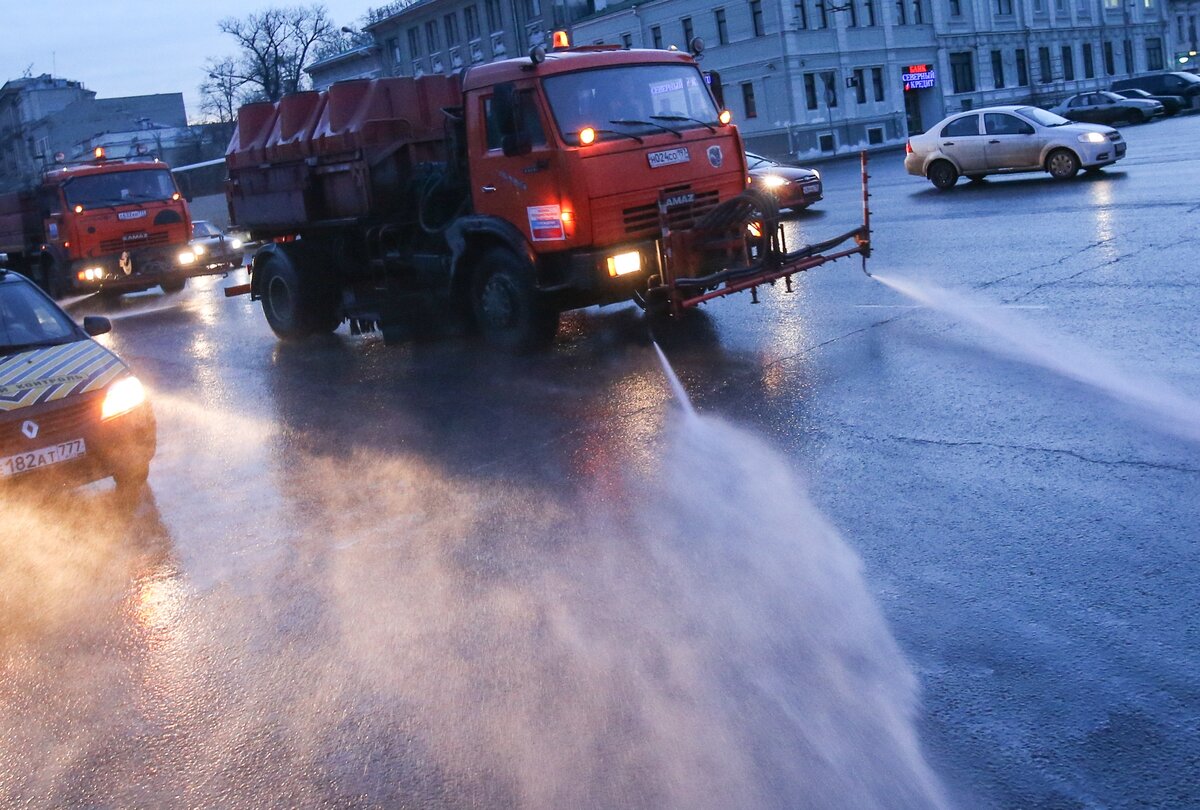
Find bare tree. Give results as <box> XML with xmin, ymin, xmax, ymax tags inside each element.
<box><xmin>211</xmin><ymin>5</ymin><xmax>337</xmax><ymax>103</ymax></box>
<box><xmin>199</xmin><ymin>57</ymin><xmax>247</xmax><ymax>123</ymax></box>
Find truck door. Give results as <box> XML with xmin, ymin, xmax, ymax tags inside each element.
<box><xmin>470</xmin><ymin>83</ymin><xmax>569</xmax><ymax>250</ymax></box>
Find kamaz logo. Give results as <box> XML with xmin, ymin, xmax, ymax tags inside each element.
<box><xmin>123</xmin><ymin>232</ymin><xmax>148</xmax><ymax>241</ymax></box>
<box><xmin>662</xmin><ymin>193</ymin><xmax>695</xmax><ymax>209</ymax></box>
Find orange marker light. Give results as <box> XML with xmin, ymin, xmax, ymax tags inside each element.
<box><xmin>172</xmin><ymin>192</ymin><xmax>180</xmax><ymax>201</ymax></box>
<box><xmin>94</xmin><ymin>146</ymin><xmax>105</xmax><ymax>159</ymax></box>
<box><xmin>560</xmin><ymin>210</ymin><xmax>574</xmax><ymax>224</ymax></box>
<box><xmin>579</xmin><ymin>127</ymin><xmax>597</xmax><ymax>146</ymax></box>
<box><xmin>553</xmin><ymin>30</ymin><xmax>570</xmax><ymax>49</ymax></box>
<box><xmin>74</xmin><ymin>205</ymin><xmax>84</xmax><ymax>214</ymax></box>
<box><xmin>719</xmin><ymin>110</ymin><xmax>732</xmax><ymax>125</ymax></box>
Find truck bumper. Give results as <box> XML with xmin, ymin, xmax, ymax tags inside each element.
<box><xmin>68</xmin><ymin>245</ymin><xmax>220</xmax><ymax>293</ymax></box>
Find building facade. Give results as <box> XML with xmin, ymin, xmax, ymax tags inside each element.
<box><xmin>1168</xmin><ymin>0</ymin><xmax>1200</xmax><ymax>67</ymax></box>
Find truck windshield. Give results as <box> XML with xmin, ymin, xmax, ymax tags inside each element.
<box><xmin>62</xmin><ymin>169</ymin><xmax>178</xmax><ymax>208</ymax></box>
<box><xmin>543</xmin><ymin>64</ymin><xmax>720</xmax><ymax>145</ymax></box>
<box><xmin>0</xmin><ymin>280</ymin><xmax>78</xmax><ymax>355</ymax></box>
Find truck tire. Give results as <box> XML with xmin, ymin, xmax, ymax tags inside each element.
<box><xmin>258</xmin><ymin>249</ymin><xmax>341</xmax><ymax>340</ymax></box>
<box><xmin>160</xmin><ymin>277</ymin><xmax>187</xmax><ymax>294</ymax></box>
<box><xmin>39</xmin><ymin>258</ymin><xmax>69</xmax><ymax>300</ymax></box>
<box><xmin>471</xmin><ymin>248</ymin><xmax>558</xmax><ymax>352</ymax></box>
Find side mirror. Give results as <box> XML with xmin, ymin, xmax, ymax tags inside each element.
<box><xmin>494</xmin><ymin>83</ymin><xmax>534</xmax><ymax>157</ymax></box>
<box><xmin>83</xmin><ymin>316</ymin><xmax>112</xmax><ymax>336</ymax></box>
<box><xmin>502</xmin><ymin>132</ymin><xmax>533</xmax><ymax>157</ymax></box>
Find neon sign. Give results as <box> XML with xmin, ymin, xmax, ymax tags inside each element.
<box><xmin>903</xmin><ymin>64</ymin><xmax>937</xmax><ymax>91</ymax></box>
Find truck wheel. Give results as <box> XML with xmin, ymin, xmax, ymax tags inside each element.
<box><xmin>471</xmin><ymin>249</ymin><xmax>558</xmax><ymax>352</ymax></box>
<box><xmin>258</xmin><ymin>250</ymin><xmax>340</xmax><ymax>339</ymax></box>
<box><xmin>160</xmin><ymin>277</ymin><xmax>187</xmax><ymax>294</ymax></box>
<box><xmin>39</xmin><ymin>258</ymin><xmax>68</xmax><ymax>299</ymax></box>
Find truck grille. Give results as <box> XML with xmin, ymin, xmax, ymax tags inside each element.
<box><xmin>99</xmin><ymin>231</ymin><xmax>171</xmax><ymax>253</ymax></box>
<box><xmin>0</xmin><ymin>393</ymin><xmax>101</xmax><ymax>455</ymax></box>
<box><xmin>622</xmin><ymin>186</ymin><xmax>722</xmax><ymax>238</ymax></box>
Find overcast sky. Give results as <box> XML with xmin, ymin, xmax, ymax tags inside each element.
<box><xmin>1</xmin><ymin>2</ymin><xmax>372</xmax><ymax>121</ymax></box>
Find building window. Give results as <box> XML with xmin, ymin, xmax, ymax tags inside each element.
<box><xmin>1016</xmin><ymin>48</ymin><xmax>1029</xmax><ymax>85</ymax></box>
<box><xmin>1143</xmin><ymin>0</ymin><xmax>1155</xmax><ymax>8</ymax></box>
<box><xmin>816</xmin><ymin>0</ymin><xmax>829</xmax><ymax>27</ymax></box>
<box><xmin>1103</xmin><ymin>0</ymin><xmax>1118</xmax><ymax>7</ymax></box>
<box><xmin>408</xmin><ymin>27</ymin><xmax>422</xmax><ymax>56</ymax></box>
<box><xmin>864</xmin><ymin>0</ymin><xmax>877</xmax><ymax>24</ymax></box>
<box><xmin>651</xmin><ymin>25</ymin><xmax>663</xmax><ymax>48</ymax></box>
<box><xmin>750</xmin><ymin>0</ymin><xmax>765</xmax><ymax>36</ymax></box>
<box><xmin>1055</xmin><ymin>0</ymin><xmax>1064</xmax><ymax>10</ymax></box>
<box><xmin>465</xmin><ymin>6</ymin><xmax>480</xmax><ymax>40</ymax></box>
<box><xmin>742</xmin><ymin>82</ymin><xmax>758</xmax><ymax>118</ymax></box>
<box><xmin>819</xmin><ymin>133</ymin><xmax>835</xmax><ymax>152</ymax></box>
<box><xmin>822</xmin><ymin>71</ymin><xmax>838</xmax><ymax>107</ymax></box>
<box><xmin>1062</xmin><ymin>45</ymin><xmax>1075</xmax><ymax>80</ymax></box>
<box><xmin>847</xmin><ymin>0</ymin><xmax>859</xmax><ymax>25</ymax></box>
<box><xmin>992</xmin><ymin>50</ymin><xmax>1005</xmax><ymax>88</ymax></box>
<box><xmin>1104</xmin><ymin>41</ymin><xmax>1115</xmax><ymax>74</ymax></box>
<box><xmin>716</xmin><ymin>9</ymin><xmax>729</xmax><ymax>44</ymax></box>
<box><xmin>1123</xmin><ymin>38</ymin><xmax>1134</xmax><ymax>73</ymax></box>
<box><xmin>950</xmin><ymin>51</ymin><xmax>975</xmax><ymax>92</ymax></box>
<box><xmin>913</xmin><ymin>0</ymin><xmax>924</xmax><ymax>23</ymax></box>
<box><xmin>486</xmin><ymin>0</ymin><xmax>503</xmax><ymax>30</ymax></box>
<box><xmin>995</xmin><ymin>0</ymin><xmax>1012</xmax><ymax>13</ymax></box>
<box><xmin>895</xmin><ymin>0</ymin><xmax>907</xmax><ymax>24</ymax></box>
<box><xmin>425</xmin><ymin>21</ymin><xmax>439</xmax><ymax>53</ymax></box>
<box><xmin>796</xmin><ymin>0</ymin><xmax>809</xmax><ymax>28</ymax></box>
<box><xmin>1039</xmin><ymin>46</ymin><xmax>1052</xmax><ymax>82</ymax></box>
<box><xmin>445</xmin><ymin>13</ymin><xmax>460</xmax><ymax>44</ymax></box>
<box><xmin>854</xmin><ymin>68</ymin><xmax>867</xmax><ymax>103</ymax></box>
<box><xmin>1147</xmin><ymin>37</ymin><xmax>1164</xmax><ymax>70</ymax></box>
<box><xmin>1083</xmin><ymin>42</ymin><xmax>1094</xmax><ymax>78</ymax></box>
<box><xmin>621</xmin><ymin>32</ymin><xmax>632</xmax><ymax>47</ymax></box>
<box><xmin>682</xmin><ymin>17</ymin><xmax>694</xmax><ymax>46</ymax></box>
<box><xmin>805</xmin><ymin>73</ymin><xmax>819</xmax><ymax>109</ymax></box>
<box><xmin>387</xmin><ymin>37</ymin><xmax>401</xmax><ymax>63</ymax></box>
<box><xmin>1033</xmin><ymin>0</ymin><xmax>1044</xmax><ymax>10</ymax></box>
<box><xmin>872</xmin><ymin>66</ymin><xmax>885</xmax><ymax>100</ymax></box>
<box><xmin>950</xmin><ymin>0</ymin><xmax>962</xmax><ymax>16</ymax></box>
<box><xmin>868</xmin><ymin>127</ymin><xmax>884</xmax><ymax>144</ymax></box>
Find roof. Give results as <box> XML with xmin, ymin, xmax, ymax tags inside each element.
<box><xmin>461</xmin><ymin>48</ymin><xmax>697</xmax><ymax>92</ymax></box>
<box><xmin>42</xmin><ymin>158</ymin><xmax>170</xmax><ymax>183</ymax></box>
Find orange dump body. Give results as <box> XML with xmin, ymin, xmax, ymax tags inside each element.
<box><xmin>226</xmin><ymin>76</ymin><xmax>462</xmax><ymax>229</ymax></box>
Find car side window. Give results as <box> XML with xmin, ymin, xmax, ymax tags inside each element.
<box><xmin>1069</xmin><ymin>95</ymin><xmax>1088</xmax><ymax>107</ymax></box>
<box><xmin>941</xmin><ymin>115</ymin><xmax>980</xmax><ymax>137</ymax></box>
<box><xmin>984</xmin><ymin>114</ymin><xmax>1034</xmax><ymax>135</ymax></box>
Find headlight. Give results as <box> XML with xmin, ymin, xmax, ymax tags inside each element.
<box><xmin>101</xmin><ymin>375</ymin><xmax>146</xmax><ymax>420</ymax></box>
<box><xmin>230</xmin><ymin>238</ymin><xmax>243</xmax><ymax>250</ymax></box>
<box><xmin>761</xmin><ymin>174</ymin><xmax>788</xmax><ymax>189</ymax></box>
<box><xmin>177</xmin><ymin>250</ymin><xmax>196</xmax><ymax>265</ymax></box>
<box><xmin>1078</xmin><ymin>132</ymin><xmax>1107</xmax><ymax>144</ymax></box>
<box><xmin>606</xmin><ymin>251</ymin><xmax>642</xmax><ymax>277</ymax></box>
<box><xmin>192</xmin><ymin>243</ymin><xmax>206</xmax><ymax>256</ymax></box>
<box><xmin>810</xmin><ymin>169</ymin><xmax>821</xmax><ymax>181</ymax></box>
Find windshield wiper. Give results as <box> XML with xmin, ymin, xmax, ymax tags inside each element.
<box><xmin>590</xmin><ymin>128</ymin><xmax>645</xmax><ymax>144</ymax></box>
<box><xmin>650</xmin><ymin>114</ymin><xmax>717</xmax><ymax>133</ymax></box>
<box><xmin>609</xmin><ymin>119</ymin><xmax>684</xmax><ymax>139</ymax></box>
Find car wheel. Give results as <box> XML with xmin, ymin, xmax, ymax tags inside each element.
<box><xmin>1046</xmin><ymin>149</ymin><xmax>1080</xmax><ymax>180</ymax></box>
<box><xmin>160</xmin><ymin>277</ymin><xmax>187</xmax><ymax>294</ymax></box>
<box><xmin>258</xmin><ymin>249</ymin><xmax>341</xmax><ymax>340</ymax></box>
<box><xmin>928</xmin><ymin>160</ymin><xmax>959</xmax><ymax>191</ymax></box>
<box><xmin>471</xmin><ymin>248</ymin><xmax>559</xmax><ymax>353</ymax></box>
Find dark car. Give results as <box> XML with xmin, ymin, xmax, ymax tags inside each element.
<box><xmin>1111</xmin><ymin>87</ymin><xmax>1188</xmax><ymax>116</ymax></box>
<box><xmin>1049</xmin><ymin>91</ymin><xmax>1164</xmax><ymax>124</ymax></box>
<box><xmin>189</xmin><ymin>220</ymin><xmax>245</xmax><ymax>271</ymax></box>
<box><xmin>0</xmin><ymin>269</ymin><xmax>155</xmax><ymax>491</ymax></box>
<box><xmin>745</xmin><ymin>152</ymin><xmax>823</xmax><ymax>211</ymax></box>
<box><xmin>1111</xmin><ymin>71</ymin><xmax>1200</xmax><ymax>110</ymax></box>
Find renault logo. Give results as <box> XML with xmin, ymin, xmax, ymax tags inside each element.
<box><xmin>21</xmin><ymin>420</ymin><xmax>39</xmax><ymax>439</ymax></box>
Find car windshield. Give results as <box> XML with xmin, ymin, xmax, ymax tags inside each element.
<box><xmin>193</xmin><ymin>221</ymin><xmax>221</xmax><ymax>237</ymax></box>
<box><xmin>745</xmin><ymin>152</ymin><xmax>776</xmax><ymax>170</ymax></box>
<box><xmin>1017</xmin><ymin>106</ymin><xmax>1071</xmax><ymax>127</ymax></box>
<box><xmin>543</xmin><ymin>64</ymin><xmax>720</xmax><ymax>144</ymax></box>
<box><xmin>1099</xmin><ymin>91</ymin><xmax>1125</xmax><ymax>102</ymax></box>
<box><xmin>0</xmin><ymin>279</ymin><xmax>78</xmax><ymax>354</ymax></box>
<box><xmin>63</xmin><ymin>169</ymin><xmax>178</xmax><ymax>208</ymax></box>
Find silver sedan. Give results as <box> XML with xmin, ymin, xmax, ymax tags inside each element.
<box><xmin>904</xmin><ymin>105</ymin><xmax>1126</xmax><ymax>191</ymax></box>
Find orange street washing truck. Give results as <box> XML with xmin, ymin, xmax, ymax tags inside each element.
<box><xmin>0</xmin><ymin>150</ymin><xmax>209</xmax><ymax>298</ymax></box>
<box><xmin>224</xmin><ymin>37</ymin><xmax>871</xmax><ymax>350</ymax></box>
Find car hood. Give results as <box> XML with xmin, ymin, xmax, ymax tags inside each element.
<box><xmin>1057</xmin><ymin>121</ymin><xmax>1119</xmax><ymax>136</ymax></box>
<box><xmin>0</xmin><ymin>340</ymin><xmax>128</xmax><ymax>415</ymax></box>
<box><xmin>749</xmin><ymin>166</ymin><xmax>819</xmax><ymax>182</ymax></box>
<box><xmin>1125</xmin><ymin>99</ymin><xmax>1163</xmax><ymax>108</ymax></box>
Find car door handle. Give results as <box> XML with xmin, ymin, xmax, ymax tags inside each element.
<box><xmin>481</xmin><ymin>185</ymin><xmax>497</xmax><ymax>193</ymax></box>
<box><xmin>943</xmin><ymin>141</ymin><xmax>954</xmax><ymax>146</ymax></box>
<box><xmin>988</xmin><ymin>139</ymin><xmax>1001</xmax><ymax>144</ymax></box>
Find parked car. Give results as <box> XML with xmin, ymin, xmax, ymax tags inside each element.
<box><xmin>904</xmin><ymin>105</ymin><xmax>1126</xmax><ymax>190</ymax></box>
<box><xmin>1110</xmin><ymin>87</ymin><xmax>1188</xmax><ymax>116</ymax></box>
<box><xmin>1111</xmin><ymin>71</ymin><xmax>1200</xmax><ymax>110</ymax></box>
<box><xmin>0</xmin><ymin>269</ymin><xmax>155</xmax><ymax>490</ymax></box>
<box><xmin>189</xmin><ymin>220</ymin><xmax>245</xmax><ymax>271</ymax></box>
<box><xmin>1048</xmin><ymin>91</ymin><xmax>1163</xmax><ymax>124</ymax></box>
<box><xmin>745</xmin><ymin>152</ymin><xmax>823</xmax><ymax>211</ymax></box>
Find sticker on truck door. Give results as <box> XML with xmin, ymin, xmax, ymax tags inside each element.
<box><xmin>527</xmin><ymin>204</ymin><xmax>565</xmax><ymax>242</ymax></box>
<box><xmin>647</xmin><ymin>147</ymin><xmax>690</xmax><ymax>169</ymax></box>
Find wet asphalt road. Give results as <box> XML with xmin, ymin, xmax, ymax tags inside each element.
<box><xmin>3</xmin><ymin>116</ymin><xmax>1199</xmax><ymax>808</ymax></box>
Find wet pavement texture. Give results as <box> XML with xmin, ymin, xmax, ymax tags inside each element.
<box><xmin>3</xmin><ymin>117</ymin><xmax>1198</xmax><ymax>809</ymax></box>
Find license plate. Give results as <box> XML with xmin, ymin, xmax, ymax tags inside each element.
<box><xmin>0</xmin><ymin>439</ymin><xmax>87</xmax><ymax>478</ymax></box>
<box><xmin>1115</xmin><ymin>143</ymin><xmax>1126</xmax><ymax>156</ymax></box>
<box><xmin>647</xmin><ymin>147</ymin><xmax>690</xmax><ymax>169</ymax></box>
<box><xmin>802</xmin><ymin>183</ymin><xmax>820</xmax><ymax>194</ymax></box>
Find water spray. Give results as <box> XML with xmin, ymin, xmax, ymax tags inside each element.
<box><xmin>651</xmin><ymin>340</ymin><xmax>697</xmax><ymax>418</ymax></box>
